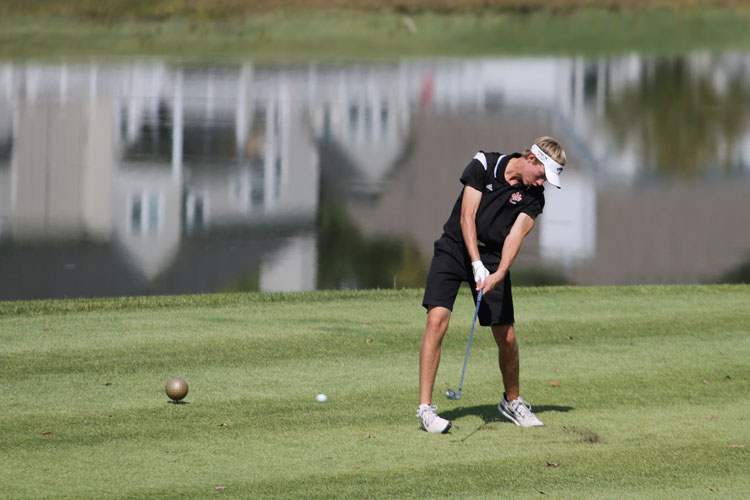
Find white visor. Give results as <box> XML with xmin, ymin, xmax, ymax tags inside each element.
<box><xmin>531</xmin><ymin>144</ymin><xmax>563</xmax><ymax>189</ymax></box>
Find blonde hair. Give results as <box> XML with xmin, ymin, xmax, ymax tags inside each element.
<box><xmin>523</xmin><ymin>136</ymin><xmax>566</xmax><ymax>166</ymax></box>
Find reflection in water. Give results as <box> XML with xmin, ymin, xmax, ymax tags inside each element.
<box><xmin>317</xmin><ymin>201</ymin><xmax>427</xmax><ymax>290</ymax></box>
<box><xmin>604</xmin><ymin>55</ymin><xmax>750</xmax><ymax>179</ymax></box>
<box><xmin>0</xmin><ymin>54</ymin><xmax>749</xmax><ymax>299</ymax></box>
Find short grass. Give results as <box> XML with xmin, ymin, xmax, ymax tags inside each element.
<box><xmin>2</xmin><ymin>7</ymin><xmax>750</xmax><ymax>61</ymax></box>
<box><xmin>1</xmin><ymin>285</ymin><xmax>749</xmax><ymax>499</ymax></box>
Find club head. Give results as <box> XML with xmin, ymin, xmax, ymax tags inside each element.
<box><xmin>445</xmin><ymin>388</ymin><xmax>461</xmax><ymax>400</ymax></box>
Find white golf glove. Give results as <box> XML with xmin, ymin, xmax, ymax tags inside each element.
<box><xmin>471</xmin><ymin>260</ymin><xmax>490</xmax><ymax>285</ymax></box>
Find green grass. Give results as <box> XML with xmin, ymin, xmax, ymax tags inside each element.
<box><xmin>1</xmin><ymin>285</ymin><xmax>749</xmax><ymax>499</ymax></box>
<box><xmin>2</xmin><ymin>7</ymin><xmax>750</xmax><ymax>61</ymax></box>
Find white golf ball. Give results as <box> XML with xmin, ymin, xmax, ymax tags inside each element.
<box><xmin>316</xmin><ymin>393</ymin><xmax>328</xmax><ymax>403</ymax></box>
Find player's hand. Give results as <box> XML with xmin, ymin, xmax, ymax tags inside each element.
<box><xmin>478</xmin><ymin>271</ymin><xmax>503</xmax><ymax>294</ymax></box>
<box><xmin>471</xmin><ymin>260</ymin><xmax>490</xmax><ymax>287</ymax></box>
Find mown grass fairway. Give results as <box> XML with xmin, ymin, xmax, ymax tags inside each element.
<box><xmin>1</xmin><ymin>286</ymin><xmax>748</xmax><ymax>499</ymax></box>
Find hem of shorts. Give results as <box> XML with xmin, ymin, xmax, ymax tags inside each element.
<box><xmin>481</xmin><ymin>318</ymin><xmax>515</xmax><ymax>327</ymax></box>
<box><xmin>422</xmin><ymin>302</ymin><xmax>455</xmax><ymax>312</ymax></box>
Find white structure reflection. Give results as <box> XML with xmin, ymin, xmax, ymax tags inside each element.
<box><xmin>539</xmin><ymin>172</ymin><xmax>596</xmax><ymax>267</ymax></box>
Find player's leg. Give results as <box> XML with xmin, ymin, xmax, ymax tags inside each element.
<box><xmin>492</xmin><ymin>323</ymin><xmax>519</xmax><ymax>402</ymax></box>
<box><xmin>493</xmin><ymin>323</ymin><xmax>543</xmax><ymax>427</ymax></box>
<box><xmin>419</xmin><ymin>305</ymin><xmax>452</xmax><ymax>405</ymax></box>
<box><xmin>417</xmin><ymin>237</ymin><xmax>467</xmax><ymax>433</ymax></box>
<box><xmin>485</xmin><ymin>271</ymin><xmax>544</xmax><ymax>427</ymax></box>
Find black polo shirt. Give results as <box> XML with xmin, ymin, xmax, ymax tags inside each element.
<box><xmin>442</xmin><ymin>151</ymin><xmax>545</xmax><ymax>250</ymax></box>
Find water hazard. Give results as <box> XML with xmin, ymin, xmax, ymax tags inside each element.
<box><xmin>1</xmin><ymin>53</ymin><xmax>749</xmax><ymax>299</ymax></box>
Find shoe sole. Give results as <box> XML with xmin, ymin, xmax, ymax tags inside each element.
<box><xmin>422</xmin><ymin>420</ymin><xmax>452</xmax><ymax>433</ymax></box>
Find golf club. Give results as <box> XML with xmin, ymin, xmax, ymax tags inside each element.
<box><xmin>446</xmin><ymin>289</ymin><xmax>482</xmax><ymax>400</ymax></box>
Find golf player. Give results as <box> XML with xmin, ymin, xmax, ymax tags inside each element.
<box><xmin>417</xmin><ymin>137</ymin><xmax>567</xmax><ymax>433</ymax></box>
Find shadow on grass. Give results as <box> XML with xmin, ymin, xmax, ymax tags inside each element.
<box><xmin>440</xmin><ymin>404</ymin><xmax>574</xmax><ymax>442</ymax></box>
<box><xmin>441</xmin><ymin>404</ymin><xmax>574</xmax><ymax>423</ymax></box>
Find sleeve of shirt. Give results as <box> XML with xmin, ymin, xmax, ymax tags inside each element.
<box><xmin>459</xmin><ymin>152</ymin><xmax>489</xmax><ymax>192</ymax></box>
<box><xmin>522</xmin><ymin>188</ymin><xmax>545</xmax><ymax>218</ymax></box>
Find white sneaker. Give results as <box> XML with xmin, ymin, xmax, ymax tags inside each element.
<box><xmin>498</xmin><ymin>395</ymin><xmax>544</xmax><ymax>427</ymax></box>
<box><xmin>416</xmin><ymin>404</ymin><xmax>452</xmax><ymax>433</ymax></box>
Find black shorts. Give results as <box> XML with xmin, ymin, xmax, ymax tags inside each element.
<box><xmin>422</xmin><ymin>235</ymin><xmax>514</xmax><ymax>327</ymax></box>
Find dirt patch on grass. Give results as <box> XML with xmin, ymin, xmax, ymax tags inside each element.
<box><xmin>563</xmin><ymin>425</ymin><xmax>602</xmax><ymax>444</ymax></box>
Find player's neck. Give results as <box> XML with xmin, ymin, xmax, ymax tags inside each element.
<box><xmin>504</xmin><ymin>157</ymin><xmax>524</xmax><ymax>185</ymax></box>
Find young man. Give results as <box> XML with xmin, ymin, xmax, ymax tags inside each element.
<box><xmin>417</xmin><ymin>136</ymin><xmax>567</xmax><ymax>433</ymax></box>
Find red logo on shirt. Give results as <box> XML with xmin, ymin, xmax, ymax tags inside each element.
<box><xmin>510</xmin><ymin>192</ymin><xmax>523</xmax><ymax>205</ymax></box>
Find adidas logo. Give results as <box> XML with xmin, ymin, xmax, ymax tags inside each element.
<box><xmin>486</xmin><ymin>184</ymin><xmax>494</xmax><ymax>191</ymax></box>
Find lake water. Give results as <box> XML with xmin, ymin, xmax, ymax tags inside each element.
<box><xmin>1</xmin><ymin>53</ymin><xmax>749</xmax><ymax>300</ymax></box>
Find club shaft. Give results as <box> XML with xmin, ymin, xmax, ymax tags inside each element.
<box><xmin>456</xmin><ymin>290</ymin><xmax>482</xmax><ymax>395</ymax></box>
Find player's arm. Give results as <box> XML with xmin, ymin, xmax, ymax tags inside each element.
<box><xmin>461</xmin><ymin>185</ymin><xmax>493</xmax><ymax>287</ymax></box>
<box><xmin>479</xmin><ymin>212</ymin><xmax>536</xmax><ymax>293</ymax></box>
<box><xmin>460</xmin><ymin>185</ymin><xmax>483</xmax><ymax>264</ymax></box>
